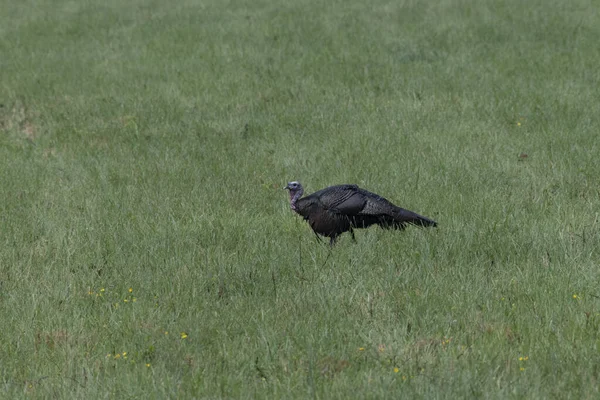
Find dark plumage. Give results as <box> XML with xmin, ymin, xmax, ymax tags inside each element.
<box><xmin>285</xmin><ymin>181</ymin><xmax>437</xmax><ymax>245</ymax></box>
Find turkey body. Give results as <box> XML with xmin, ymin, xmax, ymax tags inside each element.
<box><xmin>286</xmin><ymin>182</ymin><xmax>437</xmax><ymax>245</ymax></box>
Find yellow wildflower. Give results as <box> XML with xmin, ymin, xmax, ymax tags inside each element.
<box><xmin>393</xmin><ymin>367</ymin><xmax>399</xmax><ymax>373</ymax></box>
<box><xmin>180</xmin><ymin>332</ymin><xmax>188</xmax><ymax>339</ymax></box>
<box><xmin>358</xmin><ymin>347</ymin><xmax>365</xmax><ymax>351</ymax></box>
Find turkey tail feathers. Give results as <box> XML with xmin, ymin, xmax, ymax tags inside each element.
<box><xmin>394</xmin><ymin>208</ymin><xmax>437</xmax><ymax>228</ymax></box>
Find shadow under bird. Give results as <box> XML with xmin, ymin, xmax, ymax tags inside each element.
<box><xmin>284</xmin><ymin>181</ymin><xmax>437</xmax><ymax>245</ymax></box>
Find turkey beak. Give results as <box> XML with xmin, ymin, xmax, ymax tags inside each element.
<box><xmin>283</xmin><ymin>184</ymin><xmax>290</xmax><ymax>190</ymax></box>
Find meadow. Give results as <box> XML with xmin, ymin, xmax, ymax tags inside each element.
<box><xmin>1</xmin><ymin>0</ymin><xmax>599</xmax><ymax>397</ymax></box>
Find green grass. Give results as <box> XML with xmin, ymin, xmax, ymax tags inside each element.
<box><xmin>1</xmin><ymin>0</ymin><xmax>600</xmax><ymax>397</ymax></box>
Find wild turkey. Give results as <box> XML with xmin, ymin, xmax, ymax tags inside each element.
<box><xmin>284</xmin><ymin>181</ymin><xmax>437</xmax><ymax>245</ymax></box>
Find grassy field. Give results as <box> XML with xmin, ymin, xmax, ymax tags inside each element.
<box><xmin>1</xmin><ymin>0</ymin><xmax>600</xmax><ymax>397</ymax></box>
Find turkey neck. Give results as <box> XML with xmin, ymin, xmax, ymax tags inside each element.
<box><xmin>289</xmin><ymin>188</ymin><xmax>304</xmax><ymax>212</ymax></box>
